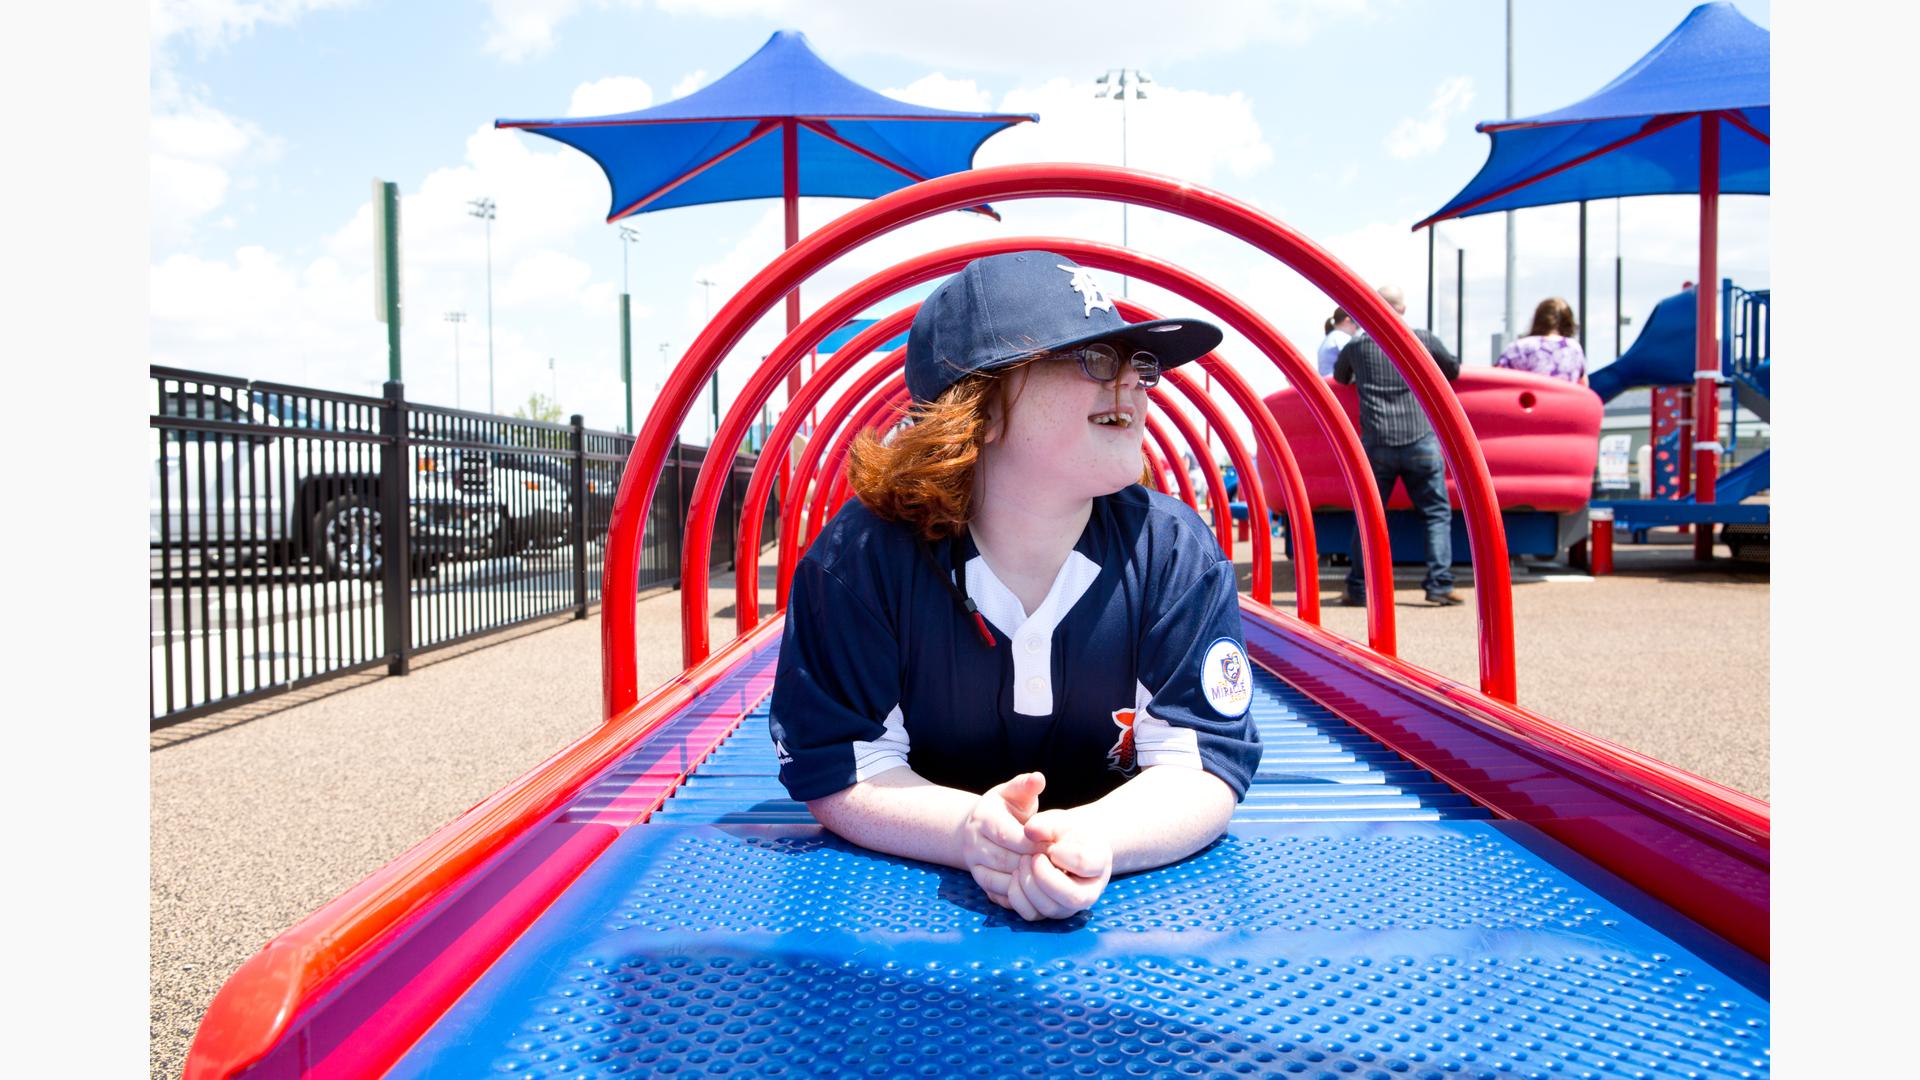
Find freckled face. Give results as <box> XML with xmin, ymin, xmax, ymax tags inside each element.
<box><xmin>987</xmin><ymin>357</ymin><xmax>1149</xmax><ymax>499</ymax></box>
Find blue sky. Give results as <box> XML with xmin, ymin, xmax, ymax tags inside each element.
<box><xmin>152</xmin><ymin>0</ymin><xmax>1771</xmax><ymax>439</ymax></box>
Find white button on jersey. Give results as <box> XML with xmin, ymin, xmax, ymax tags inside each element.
<box><xmin>1025</xmin><ymin>676</ymin><xmax>1045</xmax><ymax>696</ymax></box>
<box><xmin>1024</xmin><ymin>636</ymin><xmax>1042</xmax><ymax>653</ymax></box>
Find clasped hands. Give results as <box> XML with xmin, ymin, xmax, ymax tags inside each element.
<box><xmin>959</xmin><ymin>772</ymin><xmax>1113</xmax><ymax>921</ymax></box>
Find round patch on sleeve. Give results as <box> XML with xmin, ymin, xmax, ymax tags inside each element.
<box><xmin>1200</xmin><ymin>638</ymin><xmax>1253</xmax><ymax>718</ymax></box>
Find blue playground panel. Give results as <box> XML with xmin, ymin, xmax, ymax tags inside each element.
<box><xmin>1277</xmin><ymin>510</ymin><xmax>1581</xmax><ymax>562</ymax></box>
<box><xmin>389</xmin><ymin>653</ymin><xmax>1768</xmax><ymax>1078</ymax></box>
<box><xmin>1595</xmin><ymin>451</ymin><xmax>1770</xmax><ymax>533</ymax></box>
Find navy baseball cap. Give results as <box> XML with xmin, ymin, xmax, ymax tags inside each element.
<box><xmin>904</xmin><ymin>251</ymin><xmax>1224</xmax><ymax>405</ymax></box>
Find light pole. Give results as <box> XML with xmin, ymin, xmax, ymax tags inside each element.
<box><xmin>1094</xmin><ymin>68</ymin><xmax>1150</xmax><ymax>297</ymax></box>
<box><xmin>695</xmin><ymin>276</ymin><xmax>719</xmax><ymax>443</ymax></box>
<box><xmin>548</xmin><ymin>356</ymin><xmax>558</xmax><ymax>407</ymax></box>
<box><xmin>468</xmin><ymin>196</ymin><xmax>497</xmax><ymax>412</ymax></box>
<box><xmin>1503</xmin><ymin>0</ymin><xmax>1518</xmax><ymax>349</ymax></box>
<box><xmin>619</xmin><ymin>226</ymin><xmax>641</xmax><ymax>433</ymax></box>
<box><xmin>443</xmin><ymin>311</ymin><xmax>467</xmax><ymax>408</ymax></box>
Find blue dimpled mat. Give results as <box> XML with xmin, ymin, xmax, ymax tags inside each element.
<box><xmin>653</xmin><ymin>663</ymin><xmax>1492</xmax><ymax>827</ymax></box>
<box><xmin>392</xmin><ymin>821</ymin><xmax>1768</xmax><ymax>1079</ymax></box>
<box><xmin>389</xmin><ymin>651</ymin><xmax>1769</xmax><ymax>1078</ymax></box>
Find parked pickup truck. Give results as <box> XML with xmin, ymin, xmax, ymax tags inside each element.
<box><xmin>150</xmin><ymin>385</ymin><xmax>501</xmax><ymax>580</ymax></box>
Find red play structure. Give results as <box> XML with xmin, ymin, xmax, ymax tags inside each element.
<box><xmin>1256</xmin><ymin>367</ymin><xmax>1603</xmax><ymax>560</ymax></box>
<box><xmin>185</xmin><ymin>165</ymin><xmax>1766</xmax><ymax>1079</ymax></box>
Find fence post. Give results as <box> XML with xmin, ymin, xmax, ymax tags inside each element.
<box><xmin>671</xmin><ymin>436</ymin><xmax>684</xmax><ymax>590</ymax></box>
<box><xmin>380</xmin><ymin>380</ymin><xmax>414</xmax><ymax>675</ymax></box>
<box><xmin>570</xmin><ymin>413</ymin><xmax>589</xmax><ymax>620</ymax></box>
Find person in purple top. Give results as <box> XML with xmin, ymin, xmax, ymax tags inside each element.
<box><xmin>1496</xmin><ymin>298</ymin><xmax>1589</xmax><ymax>386</ymax></box>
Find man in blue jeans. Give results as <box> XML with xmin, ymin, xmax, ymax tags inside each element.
<box><xmin>1332</xmin><ymin>285</ymin><xmax>1464</xmax><ymax>607</ymax></box>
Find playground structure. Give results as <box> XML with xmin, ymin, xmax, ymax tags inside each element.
<box><xmin>1254</xmin><ymin>367</ymin><xmax>1603</xmax><ymax>564</ymax></box>
<box><xmin>184</xmin><ymin>166</ymin><xmax>1768</xmax><ymax>1079</ymax></box>
<box><xmin>1589</xmin><ymin>281</ymin><xmax>1771</xmax><ymax>557</ymax></box>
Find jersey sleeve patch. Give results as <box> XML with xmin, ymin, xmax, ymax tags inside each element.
<box><xmin>1200</xmin><ymin>638</ymin><xmax>1253</xmax><ymax>718</ymax></box>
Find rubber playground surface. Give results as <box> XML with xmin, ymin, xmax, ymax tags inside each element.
<box><xmin>149</xmin><ymin>539</ymin><xmax>1767</xmax><ymax>1078</ymax></box>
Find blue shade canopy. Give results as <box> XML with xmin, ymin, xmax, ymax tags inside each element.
<box><xmin>817</xmin><ymin>319</ymin><xmax>909</xmax><ymax>355</ymax></box>
<box><xmin>497</xmin><ymin>30</ymin><xmax>1036</xmax><ymax>222</ymax></box>
<box><xmin>1416</xmin><ymin>2</ymin><xmax>1768</xmax><ymax>228</ymax></box>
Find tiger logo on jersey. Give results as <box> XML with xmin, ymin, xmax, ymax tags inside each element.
<box><xmin>1105</xmin><ymin>707</ymin><xmax>1138</xmax><ymax>774</ymax></box>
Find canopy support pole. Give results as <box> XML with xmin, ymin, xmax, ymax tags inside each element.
<box><xmin>1426</xmin><ymin>227</ymin><xmax>1435</xmax><ymax>333</ymax></box>
<box><xmin>1693</xmin><ymin>112</ymin><xmax>1721</xmax><ymax>560</ymax></box>
<box><xmin>1577</xmin><ymin>200</ymin><xmax>1588</xmax><ymax>351</ymax></box>
<box><xmin>780</xmin><ymin>119</ymin><xmax>801</xmax><ymax>515</ymax></box>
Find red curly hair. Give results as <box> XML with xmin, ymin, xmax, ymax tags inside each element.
<box><xmin>847</xmin><ymin>369</ymin><xmax>1019</xmax><ymax>541</ymax></box>
<box><xmin>847</xmin><ymin>359</ymin><xmax>1151</xmax><ymax>541</ymax></box>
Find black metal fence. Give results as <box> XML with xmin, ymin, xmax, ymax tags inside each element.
<box><xmin>150</xmin><ymin>366</ymin><xmax>777</xmax><ymax>729</ymax></box>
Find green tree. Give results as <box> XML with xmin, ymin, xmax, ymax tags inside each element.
<box><xmin>513</xmin><ymin>392</ymin><xmax>564</xmax><ymax>423</ymax></box>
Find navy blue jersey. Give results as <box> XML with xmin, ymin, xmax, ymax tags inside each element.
<box><xmin>769</xmin><ymin>486</ymin><xmax>1262</xmax><ymax>811</ymax></box>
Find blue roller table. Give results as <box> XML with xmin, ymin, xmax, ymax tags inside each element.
<box><xmin>390</xmin><ymin>656</ymin><xmax>1769</xmax><ymax>1079</ymax></box>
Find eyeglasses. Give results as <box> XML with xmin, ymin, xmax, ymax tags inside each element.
<box><xmin>1043</xmin><ymin>342</ymin><xmax>1162</xmax><ymax>388</ymax></box>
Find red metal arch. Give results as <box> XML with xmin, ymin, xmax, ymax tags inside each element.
<box><xmin>1142</xmin><ymin>438</ymin><xmax>1176</xmax><ymax>499</ymax></box>
<box><xmin>1118</xmin><ymin>297</ymin><xmax>1320</xmax><ymax>622</ymax></box>
<box><xmin>772</xmin><ymin>340</ymin><xmax>1276</xmax><ymax>613</ymax></box>
<box><xmin>1163</xmin><ymin>366</ymin><xmax>1271</xmax><ymax>598</ymax></box>
<box><xmin>733</xmin><ymin>334</ymin><xmax>915</xmax><ymax>632</ymax></box>
<box><xmin>816</xmin><ymin>380</ymin><xmax>909</xmax><ymax>531</ymax></box>
<box><xmin>612</xmin><ymin>164</ymin><xmax>1513</xmax><ymax>716</ymax></box>
<box><xmin>1150</xmin><ymin>395</ymin><xmax>1235</xmax><ymax>561</ymax></box>
<box><xmin>679</xmin><ymin>235</ymin><xmax>1365</xmax><ymax>673</ymax></box>
<box><xmin>1143</xmin><ymin>414</ymin><xmax>1195</xmax><ymax>509</ymax></box>
<box><xmin>1144</xmin><ymin>399</ymin><xmax>1221</xmax><ymax>541</ymax></box>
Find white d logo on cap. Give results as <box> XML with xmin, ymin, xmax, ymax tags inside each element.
<box><xmin>1058</xmin><ymin>264</ymin><xmax>1114</xmax><ymax>318</ymax></box>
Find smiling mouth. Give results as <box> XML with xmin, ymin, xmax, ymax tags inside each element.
<box><xmin>1089</xmin><ymin>410</ymin><xmax>1134</xmax><ymax>430</ymax></box>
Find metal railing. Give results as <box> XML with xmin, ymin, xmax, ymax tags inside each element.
<box><xmin>150</xmin><ymin>366</ymin><xmax>776</xmax><ymax>729</ymax></box>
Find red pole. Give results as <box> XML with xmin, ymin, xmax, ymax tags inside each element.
<box><xmin>1589</xmin><ymin>507</ymin><xmax>1614</xmax><ymax>576</ymax></box>
<box><xmin>1692</xmin><ymin>112</ymin><xmax>1721</xmax><ymax>560</ymax></box>
<box><xmin>783</xmin><ymin>118</ymin><xmax>803</xmax><ymax>414</ymax></box>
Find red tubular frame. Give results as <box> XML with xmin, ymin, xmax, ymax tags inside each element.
<box><xmin>813</xmin><ymin>380</ymin><xmax>910</xmax><ymax>539</ymax></box>
<box><xmin>1145</xmin><ymin>398</ymin><xmax>1231</xmax><ymax>553</ymax></box>
<box><xmin>735</xmin><ymin>334</ymin><xmax>917</xmax><ymax>631</ymax></box>
<box><xmin>672</xmin><ymin>230</ymin><xmax>1386</xmax><ymax>680</ymax></box>
<box><xmin>182</xmin><ymin>618</ymin><xmax>784</xmax><ymax>1079</ymax></box>
<box><xmin>775</xmin><ymin>359</ymin><xmax>916</xmax><ymax>609</ymax></box>
<box><xmin>611</xmin><ymin>164</ymin><xmax>1510</xmax><ymax>722</ymax></box>
<box><xmin>1118</xmin><ymin>297</ymin><xmax>1320</xmax><ymax>623</ymax></box>
<box><xmin>1143</xmin><ymin>413</ymin><xmax>1196</xmax><ymax>509</ymax></box>
<box><xmin>1692</xmin><ymin>111</ymin><xmax>1721</xmax><ymax>560</ymax></box>
<box><xmin>1163</xmin><ymin>368</ymin><xmax>1271</xmax><ymax>603</ymax></box>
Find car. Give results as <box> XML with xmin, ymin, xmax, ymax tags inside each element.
<box><xmin>422</xmin><ymin>439</ymin><xmax>583</xmax><ymax>558</ymax></box>
<box><xmin>150</xmin><ymin>386</ymin><xmax>501</xmax><ymax>581</ymax></box>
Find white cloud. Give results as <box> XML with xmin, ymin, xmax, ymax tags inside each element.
<box><xmin>151</xmin><ymin>93</ymin><xmax>280</xmax><ymax>250</ymax></box>
<box><xmin>670</xmin><ymin>69</ymin><xmax>709</xmax><ymax>98</ymax></box>
<box><xmin>151</xmin><ymin>0</ymin><xmax>361</xmax><ymax>52</ymax></box>
<box><xmin>502</xmin><ymin>250</ymin><xmax>596</xmax><ymax>305</ymax></box>
<box><xmin>593</xmin><ymin>0</ymin><xmax>1374</xmax><ymax>69</ymax></box>
<box><xmin>153</xmin><ymin>120</ymin><xmax>637</xmax><ymax>415</ymax></box>
<box><xmin>979</xmin><ymin>77</ymin><xmax>1272</xmax><ymax>183</ymax></box>
<box><xmin>483</xmin><ymin>0</ymin><xmax>588</xmax><ymax>63</ymax></box>
<box><xmin>1385</xmin><ymin>76</ymin><xmax>1474</xmax><ymax>159</ymax></box>
<box><xmin>566</xmin><ymin>75</ymin><xmax>655</xmax><ymax>117</ymax></box>
<box><xmin>882</xmin><ymin>73</ymin><xmax>992</xmax><ymax>113</ymax></box>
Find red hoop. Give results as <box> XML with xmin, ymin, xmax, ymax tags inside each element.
<box><xmin>612</xmin><ymin>165</ymin><xmax>1513</xmax><ymax>716</ymax></box>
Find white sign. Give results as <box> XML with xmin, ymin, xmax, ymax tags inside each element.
<box><xmin>1598</xmin><ymin>434</ymin><xmax>1633</xmax><ymax>489</ymax></box>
